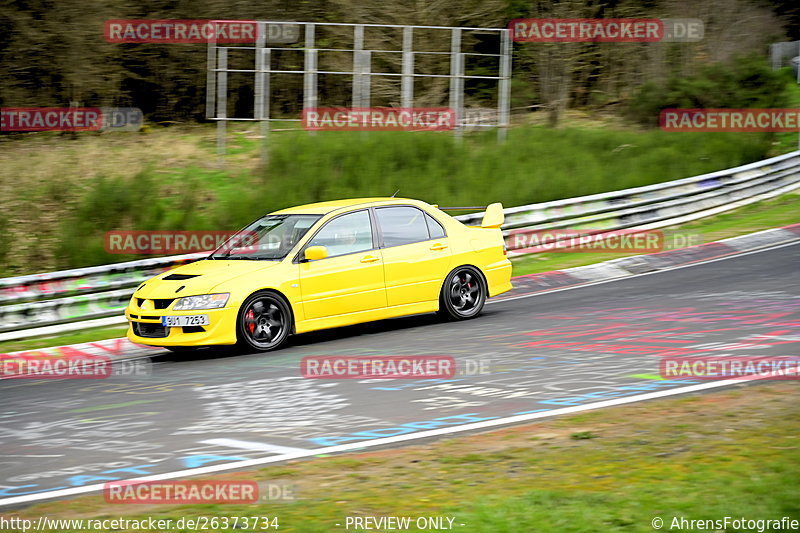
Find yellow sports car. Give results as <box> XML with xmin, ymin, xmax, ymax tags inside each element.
<box><xmin>126</xmin><ymin>198</ymin><xmax>512</xmax><ymax>352</ymax></box>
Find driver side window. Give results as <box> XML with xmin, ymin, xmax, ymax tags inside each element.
<box><xmin>306</xmin><ymin>210</ymin><xmax>374</xmax><ymax>258</ymax></box>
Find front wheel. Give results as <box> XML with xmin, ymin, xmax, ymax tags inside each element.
<box><xmin>236</xmin><ymin>291</ymin><xmax>293</xmax><ymax>352</ymax></box>
<box><xmin>438</xmin><ymin>266</ymin><xmax>486</xmax><ymax>320</ymax></box>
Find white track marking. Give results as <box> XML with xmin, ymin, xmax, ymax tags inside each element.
<box><xmin>200</xmin><ymin>438</ymin><xmax>309</xmax><ymax>455</ymax></box>
<box><xmin>1</xmin><ymin>455</ymin><xmax>63</xmax><ymax>458</ymax></box>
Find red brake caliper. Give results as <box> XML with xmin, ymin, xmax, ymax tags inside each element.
<box><xmin>245</xmin><ymin>309</ymin><xmax>256</xmax><ymax>333</ymax></box>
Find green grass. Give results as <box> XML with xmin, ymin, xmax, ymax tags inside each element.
<box><xmin>9</xmin><ymin>382</ymin><xmax>798</xmax><ymax>532</ymax></box>
<box><xmin>511</xmin><ymin>191</ymin><xmax>800</xmax><ymax>276</ymax></box>
<box><xmin>0</xmin><ymin>121</ymin><xmax>775</xmax><ymax>275</ymax></box>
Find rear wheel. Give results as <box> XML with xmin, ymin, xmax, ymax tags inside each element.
<box><xmin>236</xmin><ymin>291</ymin><xmax>292</xmax><ymax>352</ymax></box>
<box><xmin>438</xmin><ymin>266</ymin><xmax>486</xmax><ymax>320</ymax></box>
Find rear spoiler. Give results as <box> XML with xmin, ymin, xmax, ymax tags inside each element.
<box><xmin>480</xmin><ymin>202</ymin><xmax>504</xmax><ymax>228</ymax></box>
<box><xmin>434</xmin><ymin>203</ymin><xmax>504</xmax><ymax>228</ymax></box>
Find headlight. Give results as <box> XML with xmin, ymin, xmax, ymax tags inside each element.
<box><xmin>173</xmin><ymin>293</ymin><xmax>230</xmax><ymax>310</ymax></box>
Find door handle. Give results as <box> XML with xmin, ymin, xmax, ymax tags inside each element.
<box><xmin>360</xmin><ymin>255</ymin><xmax>380</xmax><ymax>263</ymax></box>
<box><xmin>430</xmin><ymin>243</ymin><xmax>448</xmax><ymax>251</ymax></box>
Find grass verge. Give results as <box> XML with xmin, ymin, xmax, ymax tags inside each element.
<box><xmin>5</xmin><ymin>382</ymin><xmax>798</xmax><ymax>532</ymax></box>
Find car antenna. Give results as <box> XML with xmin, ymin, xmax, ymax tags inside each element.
<box><xmin>391</xmin><ymin>189</ymin><xmax>400</xmax><ymax>197</ymax></box>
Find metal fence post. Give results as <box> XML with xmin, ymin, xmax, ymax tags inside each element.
<box><xmin>254</xmin><ymin>22</ymin><xmax>270</xmax><ymax>164</ymax></box>
<box><xmin>401</xmin><ymin>27</ymin><xmax>414</xmax><ymax>109</ymax></box>
<box><xmin>206</xmin><ymin>35</ymin><xmax>217</xmax><ymax>120</ymax></box>
<box><xmin>304</xmin><ymin>24</ymin><xmax>317</xmax><ymax>135</ymax></box>
<box><xmin>449</xmin><ymin>28</ymin><xmax>463</xmax><ymax>139</ymax></box>
<box><xmin>498</xmin><ymin>29</ymin><xmax>512</xmax><ymax>143</ymax></box>
<box><xmin>353</xmin><ymin>25</ymin><xmax>365</xmax><ymax>108</ymax></box>
<box><xmin>216</xmin><ymin>47</ymin><xmax>228</xmax><ymax>164</ymax></box>
<box><xmin>262</xmin><ymin>48</ymin><xmax>272</xmax><ymax>164</ymax></box>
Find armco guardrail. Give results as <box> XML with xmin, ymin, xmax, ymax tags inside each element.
<box><xmin>0</xmin><ymin>254</ymin><xmax>205</xmax><ymax>333</ymax></box>
<box><xmin>1</xmin><ymin>150</ymin><xmax>799</xmax><ymax>337</ymax></box>
<box><xmin>458</xmin><ymin>150</ymin><xmax>800</xmax><ymax>255</ymax></box>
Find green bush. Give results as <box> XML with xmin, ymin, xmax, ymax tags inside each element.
<box><xmin>627</xmin><ymin>55</ymin><xmax>790</xmax><ymax>127</ymax></box>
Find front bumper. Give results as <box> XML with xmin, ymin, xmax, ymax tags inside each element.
<box><xmin>125</xmin><ymin>305</ymin><xmax>239</xmax><ymax>346</ymax></box>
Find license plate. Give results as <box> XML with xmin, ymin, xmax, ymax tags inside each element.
<box><xmin>161</xmin><ymin>315</ymin><xmax>209</xmax><ymax>327</ymax></box>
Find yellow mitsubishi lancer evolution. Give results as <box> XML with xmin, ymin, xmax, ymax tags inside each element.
<box><xmin>126</xmin><ymin>198</ymin><xmax>512</xmax><ymax>352</ymax></box>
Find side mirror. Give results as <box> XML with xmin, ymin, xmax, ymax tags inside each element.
<box><xmin>304</xmin><ymin>245</ymin><xmax>328</xmax><ymax>261</ymax></box>
<box><xmin>481</xmin><ymin>202</ymin><xmax>504</xmax><ymax>228</ymax></box>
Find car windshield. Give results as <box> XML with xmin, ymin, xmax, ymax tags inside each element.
<box><xmin>209</xmin><ymin>214</ymin><xmax>321</xmax><ymax>260</ymax></box>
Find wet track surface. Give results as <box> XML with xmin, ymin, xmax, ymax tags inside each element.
<box><xmin>1</xmin><ymin>243</ymin><xmax>798</xmax><ymax>501</ymax></box>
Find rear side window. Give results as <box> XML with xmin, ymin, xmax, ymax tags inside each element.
<box><xmin>425</xmin><ymin>213</ymin><xmax>446</xmax><ymax>239</ymax></box>
<box><xmin>376</xmin><ymin>206</ymin><xmax>430</xmax><ymax>247</ymax></box>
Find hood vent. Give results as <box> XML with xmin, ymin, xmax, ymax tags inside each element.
<box><xmin>163</xmin><ymin>273</ymin><xmax>199</xmax><ymax>281</ymax></box>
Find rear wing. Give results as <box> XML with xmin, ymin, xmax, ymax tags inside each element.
<box><xmin>434</xmin><ymin>203</ymin><xmax>504</xmax><ymax>228</ymax></box>
<box><xmin>480</xmin><ymin>203</ymin><xmax>504</xmax><ymax>228</ymax></box>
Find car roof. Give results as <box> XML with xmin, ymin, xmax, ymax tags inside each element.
<box><xmin>271</xmin><ymin>197</ymin><xmax>429</xmax><ymax>215</ymax></box>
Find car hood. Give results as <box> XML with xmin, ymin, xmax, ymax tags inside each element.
<box><xmin>135</xmin><ymin>259</ymin><xmax>281</xmax><ymax>298</ymax></box>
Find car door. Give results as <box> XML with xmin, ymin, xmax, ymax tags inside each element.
<box><xmin>298</xmin><ymin>209</ymin><xmax>387</xmax><ymax>320</ymax></box>
<box><xmin>375</xmin><ymin>206</ymin><xmax>452</xmax><ymax>307</ymax></box>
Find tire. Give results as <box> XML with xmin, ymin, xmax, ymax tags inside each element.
<box><xmin>236</xmin><ymin>291</ymin><xmax>293</xmax><ymax>352</ymax></box>
<box><xmin>438</xmin><ymin>266</ymin><xmax>486</xmax><ymax>320</ymax></box>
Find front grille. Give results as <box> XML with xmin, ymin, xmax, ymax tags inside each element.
<box><xmin>140</xmin><ymin>315</ymin><xmax>159</xmax><ymax>320</ymax></box>
<box><xmin>133</xmin><ymin>322</ymin><xmax>169</xmax><ymax>338</ymax></box>
<box><xmin>182</xmin><ymin>326</ymin><xmax>206</xmax><ymax>333</ymax></box>
<box><xmin>153</xmin><ymin>299</ymin><xmax>175</xmax><ymax>310</ymax></box>
<box><xmin>134</xmin><ymin>298</ymin><xmax>173</xmax><ymax>310</ymax></box>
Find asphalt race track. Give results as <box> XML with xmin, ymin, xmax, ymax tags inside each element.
<box><xmin>1</xmin><ymin>242</ymin><xmax>798</xmax><ymax>505</ymax></box>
